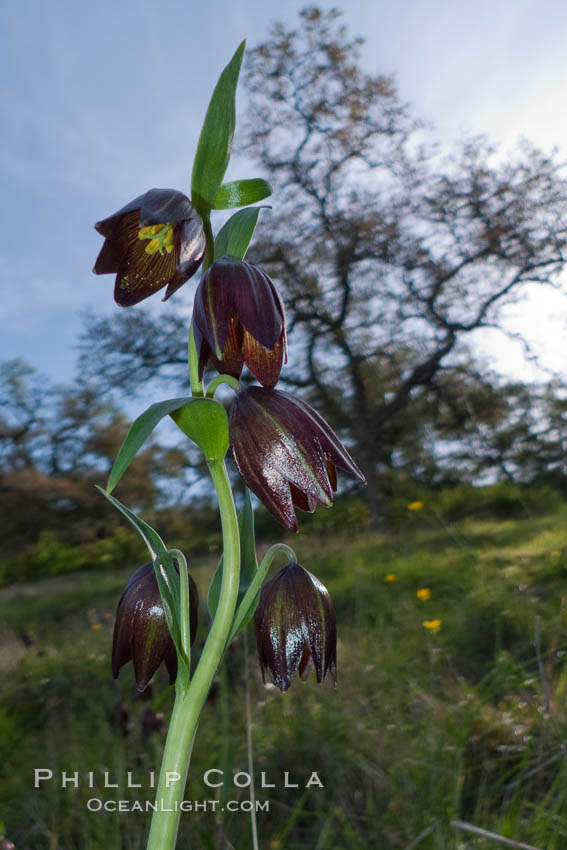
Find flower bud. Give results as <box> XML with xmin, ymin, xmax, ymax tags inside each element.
<box><xmin>112</xmin><ymin>562</ymin><xmax>198</xmax><ymax>692</ymax></box>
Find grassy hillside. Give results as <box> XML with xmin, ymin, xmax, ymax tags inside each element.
<box><xmin>1</xmin><ymin>502</ymin><xmax>567</xmax><ymax>849</ymax></box>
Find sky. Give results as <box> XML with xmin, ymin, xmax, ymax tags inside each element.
<box><xmin>2</xmin><ymin>0</ymin><xmax>567</xmax><ymax>388</ymax></box>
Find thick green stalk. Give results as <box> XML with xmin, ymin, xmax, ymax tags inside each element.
<box><xmin>146</xmin><ymin>459</ymin><xmax>241</xmax><ymax>850</ymax></box>
<box><xmin>202</xmin><ymin>212</ymin><xmax>215</xmax><ymax>272</ymax></box>
<box><xmin>188</xmin><ymin>322</ymin><xmax>204</xmax><ymax>397</ymax></box>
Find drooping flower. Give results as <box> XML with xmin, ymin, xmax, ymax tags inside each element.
<box><xmin>112</xmin><ymin>562</ymin><xmax>198</xmax><ymax>692</ymax></box>
<box><xmin>229</xmin><ymin>387</ymin><xmax>365</xmax><ymax>531</ymax></box>
<box><xmin>423</xmin><ymin>619</ymin><xmax>442</xmax><ymax>633</ymax></box>
<box><xmin>254</xmin><ymin>561</ymin><xmax>336</xmax><ymax>691</ymax></box>
<box><xmin>192</xmin><ymin>257</ymin><xmax>287</xmax><ymax>387</ymax></box>
<box><xmin>93</xmin><ymin>188</ymin><xmax>206</xmax><ymax>306</ymax></box>
<box><xmin>416</xmin><ymin>587</ymin><xmax>431</xmax><ymax>601</ymax></box>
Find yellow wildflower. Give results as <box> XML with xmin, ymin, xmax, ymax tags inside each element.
<box><xmin>416</xmin><ymin>588</ymin><xmax>431</xmax><ymax>601</ymax></box>
<box><xmin>91</xmin><ymin>624</ymin><xmax>102</xmax><ymax>631</ymax></box>
<box><xmin>408</xmin><ymin>501</ymin><xmax>424</xmax><ymax>511</ymax></box>
<box><xmin>385</xmin><ymin>573</ymin><xmax>397</xmax><ymax>583</ymax></box>
<box><xmin>423</xmin><ymin>619</ymin><xmax>442</xmax><ymax>633</ymax></box>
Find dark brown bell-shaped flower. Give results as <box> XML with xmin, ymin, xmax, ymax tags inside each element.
<box><xmin>254</xmin><ymin>561</ymin><xmax>336</xmax><ymax>691</ymax></box>
<box><xmin>192</xmin><ymin>257</ymin><xmax>287</xmax><ymax>387</ymax></box>
<box><xmin>229</xmin><ymin>387</ymin><xmax>365</xmax><ymax>531</ymax></box>
<box><xmin>112</xmin><ymin>562</ymin><xmax>198</xmax><ymax>692</ymax></box>
<box><xmin>93</xmin><ymin>188</ymin><xmax>206</xmax><ymax>306</ymax></box>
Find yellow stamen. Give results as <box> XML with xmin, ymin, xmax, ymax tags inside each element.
<box><xmin>138</xmin><ymin>223</ymin><xmax>175</xmax><ymax>256</ymax></box>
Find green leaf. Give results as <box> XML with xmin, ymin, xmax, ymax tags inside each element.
<box><xmin>207</xmin><ymin>488</ymin><xmax>258</xmax><ymax>621</ymax></box>
<box><xmin>207</xmin><ymin>555</ymin><xmax>223</xmax><ymax>621</ymax></box>
<box><xmin>95</xmin><ymin>487</ymin><xmax>189</xmax><ymax>681</ymax></box>
<box><xmin>170</xmin><ymin>397</ymin><xmax>229</xmax><ymax>461</ymax></box>
<box><xmin>238</xmin><ymin>488</ymin><xmax>259</xmax><ymax>597</ymax></box>
<box><xmin>96</xmin><ymin>487</ymin><xmax>167</xmax><ymax>563</ymax></box>
<box><xmin>212</xmin><ymin>178</ymin><xmax>272</xmax><ymax>210</ymax></box>
<box><xmin>191</xmin><ymin>41</ymin><xmax>245</xmax><ymax>215</ymax></box>
<box><xmin>213</xmin><ymin>207</ymin><xmax>265</xmax><ymax>262</ymax></box>
<box><xmin>107</xmin><ymin>397</ymin><xmax>191</xmax><ymax>494</ymax></box>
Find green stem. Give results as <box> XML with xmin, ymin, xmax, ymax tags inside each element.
<box><xmin>146</xmin><ymin>459</ymin><xmax>241</xmax><ymax>850</ymax></box>
<box><xmin>206</xmin><ymin>374</ymin><xmax>240</xmax><ymax>398</ymax></box>
<box><xmin>145</xmin><ymin>685</ymin><xmax>197</xmax><ymax>850</ymax></box>
<box><xmin>188</xmin><ymin>322</ymin><xmax>204</xmax><ymax>397</ymax></box>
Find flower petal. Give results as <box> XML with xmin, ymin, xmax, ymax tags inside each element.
<box><xmin>193</xmin><ymin>264</ymin><xmax>235</xmax><ymax>358</ymax></box>
<box><xmin>306</xmin><ymin>575</ymin><xmax>337</xmax><ymax>685</ymax></box>
<box><xmin>94</xmin><ymin>195</ymin><xmax>148</xmax><ymax>238</ymax></box>
<box><xmin>254</xmin><ymin>568</ymin><xmax>307</xmax><ymax>690</ymax></box>
<box><xmin>167</xmin><ymin>217</ymin><xmax>206</xmax><ymax>294</ymax></box>
<box><xmin>132</xmin><ymin>597</ymin><xmax>171</xmax><ymax>692</ymax></box>
<box><xmin>325</xmin><ymin>460</ymin><xmax>338</xmax><ymax>492</ymax></box>
<box><xmin>289</xmin><ymin>483</ymin><xmax>317</xmax><ymax>513</ymax></box>
<box><xmin>93</xmin><ymin>215</ymin><xmax>139</xmax><ymax>275</ymax></box>
<box><xmin>241</xmin><ymin>330</ymin><xmax>285</xmax><ymax>388</ymax></box>
<box><xmin>279</xmin><ymin>393</ymin><xmax>365</xmax><ymax>484</ymax></box>
<box><xmin>111</xmin><ymin>595</ymin><xmax>134</xmax><ymax>679</ymax></box>
<box><xmin>230</xmin><ymin>411</ymin><xmax>299</xmax><ymax>531</ymax></box>
<box><xmin>298</xmin><ymin>646</ymin><xmax>314</xmax><ymax>680</ymax></box>
<box><xmin>287</xmin><ymin>564</ymin><xmax>336</xmax><ymax>685</ymax></box>
<box><xmin>113</xmin><ymin>216</ymin><xmax>180</xmax><ymax>307</ymax></box>
<box><xmin>242</xmin><ymin>389</ymin><xmax>334</xmax><ymax>503</ymax></box>
<box><xmin>139</xmin><ymin>188</ymin><xmax>196</xmax><ymax>225</ymax></box>
<box><xmin>111</xmin><ymin>562</ymin><xmax>157</xmax><ymax>679</ymax></box>
<box><xmin>230</xmin><ymin>261</ymin><xmax>283</xmax><ymax>351</ymax></box>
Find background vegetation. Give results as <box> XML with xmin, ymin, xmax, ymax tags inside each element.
<box><xmin>2</xmin><ymin>491</ymin><xmax>567</xmax><ymax>848</ymax></box>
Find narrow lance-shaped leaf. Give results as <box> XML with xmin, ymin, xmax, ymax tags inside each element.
<box><xmin>95</xmin><ymin>487</ymin><xmax>188</xmax><ymax>679</ymax></box>
<box><xmin>107</xmin><ymin>397</ymin><xmax>191</xmax><ymax>494</ymax></box>
<box><xmin>212</xmin><ymin>178</ymin><xmax>272</xmax><ymax>210</ymax></box>
<box><xmin>238</xmin><ymin>488</ymin><xmax>258</xmax><ymax>597</ymax></box>
<box><xmin>191</xmin><ymin>41</ymin><xmax>245</xmax><ymax>215</ymax></box>
<box><xmin>213</xmin><ymin>207</ymin><xmax>265</xmax><ymax>262</ymax></box>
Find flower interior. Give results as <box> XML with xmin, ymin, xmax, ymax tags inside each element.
<box><xmin>138</xmin><ymin>223</ymin><xmax>175</xmax><ymax>256</ymax></box>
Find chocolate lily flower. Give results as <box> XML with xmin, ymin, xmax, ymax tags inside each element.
<box><xmin>112</xmin><ymin>562</ymin><xmax>198</xmax><ymax>692</ymax></box>
<box><xmin>254</xmin><ymin>561</ymin><xmax>336</xmax><ymax>691</ymax></box>
<box><xmin>192</xmin><ymin>257</ymin><xmax>287</xmax><ymax>387</ymax></box>
<box><xmin>93</xmin><ymin>188</ymin><xmax>206</xmax><ymax>306</ymax></box>
<box><xmin>229</xmin><ymin>387</ymin><xmax>365</xmax><ymax>531</ymax></box>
